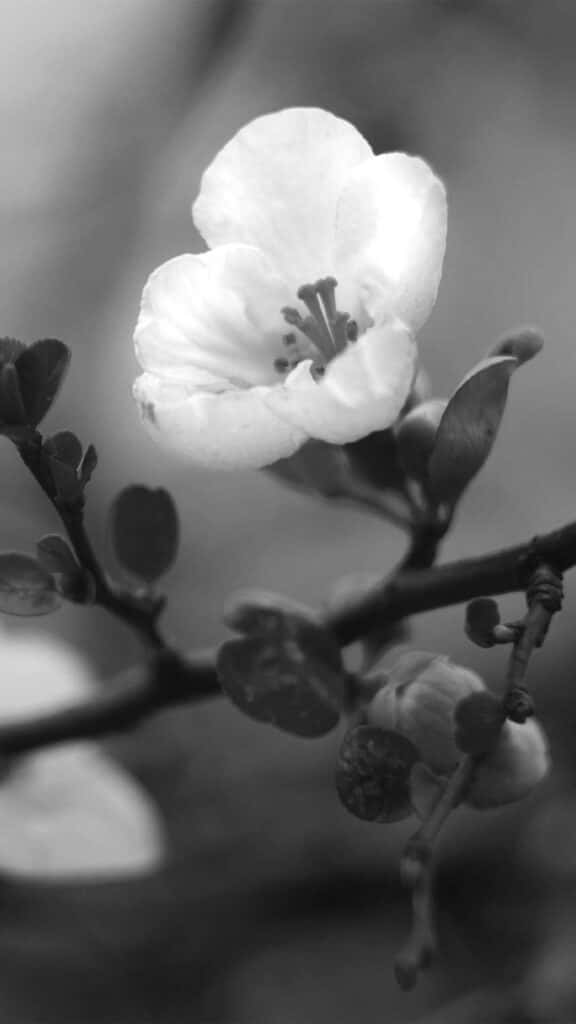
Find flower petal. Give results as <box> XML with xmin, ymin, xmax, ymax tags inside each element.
<box><xmin>334</xmin><ymin>154</ymin><xmax>447</xmax><ymax>332</ymax></box>
<box><xmin>134</xmin><ymin>246</ymin><xmax>292</xmax><ymax>388</ymax></box>
<box><xmin>193</xmin><ymin>108</ymin><xmax>373</xmax><ymax>290</ymax></box>
<box><xmin>266</xmin><ymin>320</ymin><xmax>416</xmax><ymax>445</ymax></box>
<box><xmin>134</xmin><ymin>372</ymin><xmax>307</xmax><ymax>470</ymax></box>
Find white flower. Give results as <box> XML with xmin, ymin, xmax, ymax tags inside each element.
<box><xmin>0</xmin><ymin>626</ymin><xmax>165</xmax><ymax>880</ymax></box>
<box><xmin>133</xmin><ymin>108</ymin><xmax>447</xmax><ymax>469</ymax></box>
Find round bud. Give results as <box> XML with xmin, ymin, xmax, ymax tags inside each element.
<box><xmin>466</xmin><ymin>718</ymin><xmax>550</xmax><ymax>809</ymax></box>
<box><xmin>366</xmin><ymin>651</ymin><xmax>485</xmax><ymax>775</ymax></box>
<box><xmin>395</xmin><ymin>399</ymin><xmax>448</xmax><ymax>481</ymax></box>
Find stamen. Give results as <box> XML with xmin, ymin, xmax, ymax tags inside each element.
<box><xmin>282</xmin><ymin>306</ymin><xmax>333</xmax><ymax>362</ymax></box>
<box><xmin>276</xmin><ymin>277</ymin><xmax>357</xmax><ymax>379</ymax></box>
<box><xmin>297</xmin><ymin>285</ymin><xmax>335</xmax><ymax>358</ymax></box>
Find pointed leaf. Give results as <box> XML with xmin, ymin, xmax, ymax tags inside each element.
<box><xmin>0</xmin><ymin>553</ymin><xmax>60</xmax><ymax>616</ymax></box>
<box><xmin>218</xmin><ymin>594</ymin><xmax>346</xmax><ymax>738</ymax></box>
<box><xmin>426</xmin><ymin>356</ymin><xmax>517</xmax><ymax>505</ymax></box>
<box><xmin>15</xmin><ymin>339</ymin><xmax>71</xmax><ymax>426</ymax></box>
<box><xmin>489</xmin><ymin>327</ymin><xmax>543</xmax><ymax>366</ymax></box>
<box><xmin>110</xmin><ymin>485</ymin><xmax>179</xmax><ymax>582</ymax></box>
<box><xmin>336</xmin><ymin>726</ymin><xmax>419</xmax><ymax>822</ymax></box>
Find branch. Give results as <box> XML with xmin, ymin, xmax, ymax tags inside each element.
<box><xmin>4</xmin><ymin>486</ymin><xmax>576</xmax><ymax>757</ymax></box>
<box><xmin>327</xmin><ymin>519</ymin><xmax>576</xmax><ymax>646</ymax></box>
<box><xmin>0</xmin><ymin>650</ymin><xmax>218</xmax><ymax>755</ymax></box>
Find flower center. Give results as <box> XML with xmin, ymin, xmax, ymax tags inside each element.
<box><xmin>274</xmin><ymin>277</ymin><xmax>357</xmax><ymax>379</ymax></box>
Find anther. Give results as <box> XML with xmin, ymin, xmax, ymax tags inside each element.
<box><xmin>346</xmin><ymin>320</ymin><xmax>359</xmax><ymax>342</ymax></box>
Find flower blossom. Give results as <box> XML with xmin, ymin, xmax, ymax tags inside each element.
<box><xmin>133</xmin><ymin>108</ymin><xmax>447</xmax><ymax>469</ymax></box>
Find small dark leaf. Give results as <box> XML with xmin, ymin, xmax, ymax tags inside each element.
<box><xmin>15</xmin><ymin>339</ymin><xmax>71</xmax><ymax>427</ymax></box>
<box><xmin>426</xmin><ymin>356</ymin><xmax>517</xmax><ymax>505</ymax></box>
<box><xmin>344</xmin><ymin>429</ymin><xmax>406</xmax><ymax>493</ymax></box>
<box><xmin>37</xmin><ymin>534</ymin><xmax>79</xmax><ymax>575</ymax></box>
<box><xmin>43</xmin><ymin>453</ymin><xmax>82</xmax><ymax>503</ymax></box>
<box><xmin>336</xmin><ymin>725</ymin><xmax>418</xmax><ymax>822</ymax></box>
<box><xmin>0</xmin><ymin>363</ymin><xmax>27</xmax><ymax>428</ymax></box>
<box><xmin>454</xmin><ymin>691</ymin><xmax>503</xmax><ymax>755</ymax></box>
<box><xmin>38</xmin><ymin>535</ymin><xmax>94</xmax><ymax>604</ymax></box>
<box><xmin>79</xmin><ymin>444</ymin><xmax>98</xmax><ymax>488</ymax></box>
<box><xmin>110</xmin><ymin>485</ymin><xmax>179</xmax><ymax>582</ymax></box>
<box><xmin>0</xmin><ymin>338</ymin><xmax>26</xmax><ymax>365</ymax></box>
<box><xmin>218</xmin><ymin>596</ymin><xmax>346</xmax><ymax>738</ymax></box>
<box><xmin>395</xmin><ymin>399</ymin><xmax>448</xmax><ymax>481</ymax></box>
<box><xmin>489</xmin><ymin>327</ymin><xmax>543</xmax><ymax>366</ymax></box>
<box><xmin>0</xmin><ymin>552</ymin><xmax>60</xmax><ymax>616</ymax></box>
<box><xmin>44</xmin><ymin>431</ymin><xmax>83</xmax><ymax>469</ymax></box>
<box><xmin>465</xmin><ymin>597</ymin><xmax>501</xmax><ymax>647</ymax></box>
<box><xmin>223</xmin><ymin>589</ymin><xmax>318</xmax><ymax>635</ymax></box>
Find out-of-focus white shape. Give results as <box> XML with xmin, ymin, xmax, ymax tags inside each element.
<box><xmin>0</xmin><ymin>626</ymin><xmax>165</xmax><ymax>881</ymax></box>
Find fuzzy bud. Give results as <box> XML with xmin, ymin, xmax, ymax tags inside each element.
<box><xmin>366</xmin><ymin>651</ymin><xmax>485</xmax><ymax>774</ymax></box>
<box><xmin>395</xmin><ymin>399</ymin><xmax>448</xmax><ymax>481</ymax></box>
<box><xmin>466</xmin><ymin>719</ymin><xmax>550</xmax><ymax>809</ymax></box>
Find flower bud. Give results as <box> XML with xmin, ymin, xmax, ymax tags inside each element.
<box><xmin>466</xmin><ymin>719</ymin><xmax>550</xmax><ymax>809</ymax></box>
<box><xmin>366</xmin><ymin>651</ymin><xmax>484</xmax><ymax>774</ymax></box>
<box><xmin>395</xmin><ymin>399</ymin><xmax>448</xmax><ymax>481</ymax></box>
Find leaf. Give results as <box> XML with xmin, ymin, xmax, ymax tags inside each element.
<box><xmin>268</xmin><ymin>439</ymin><xmax>349</xmax><ymax>497</ymax></box>
<box><xmin>336</xmin><ymin>725</ymin><xmax>418</xmax><ymax>822</ymax></box>
<box><xmin>36</xmin><ymin>534</ymin><xmax>79</xmax><ymax>576</ymax></box>
<box><xmin>79</xmin><ymin>443</ymin><xmax>98</xmax><ymax>487</ymax></box>
<box><xmin>0</xmin><ymin>337</ymin><xmax>26</xmax><ymax>365</ymax></box>
<box><xmin>218</xmin><ymin>592</ymin><xmax>346</xmax><ymax>738</ymax></box>
<box><xmin>0</xmin><ymin>363</ymin><xmax>27</xmax><ymax>427</ymax></box>
<box><xmin>43</xmin><ymin>430</ymin><xmax>83</xmax><ymax>468</ymax></box>
<box><xmin>15</xmin><ymin>338</ymin><xmax>71</xmax><ymax>427</ymax></box>
<box><xmin>36</xmin><ymin>535</ymin><xmax>93</xmax><ymax>603</ymax></box>
<box><xmin>465</xmin><ymin>597</ymin><xmax>501</xmax><ymax>648</ymax></box>
<box><xmin>395</xmin><ymin>399</ymin><xmax>448</xmax><ymax>481</ymax></box>
<box><xmin>110</xmin><ymin>485</ymin><xmax>179</xmax><ymax>582</ymax></box>
<box><xmin>426</xmin><ymin>356</ymin><xmax>518</xmax><ymax>505</ymax></box>
<box><xmin>0</xmin><ymin>553</ymin><xmax>60</xmax><ymax>616</ymax></box>
<box><xmin>344</xmin><ymin>429</ymin><xmax>407</xmax><ymax>493</ymax></box>
<box><xmin>489</xmin><ymin>327</ymin><xmax>543</xmax><ymax>366</ymax></box>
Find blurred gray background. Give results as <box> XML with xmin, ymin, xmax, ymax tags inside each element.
<box><xmin>1</xmin><ymin>1</ymin><xmax>576</xmax><ymax>1021</ymax></box>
